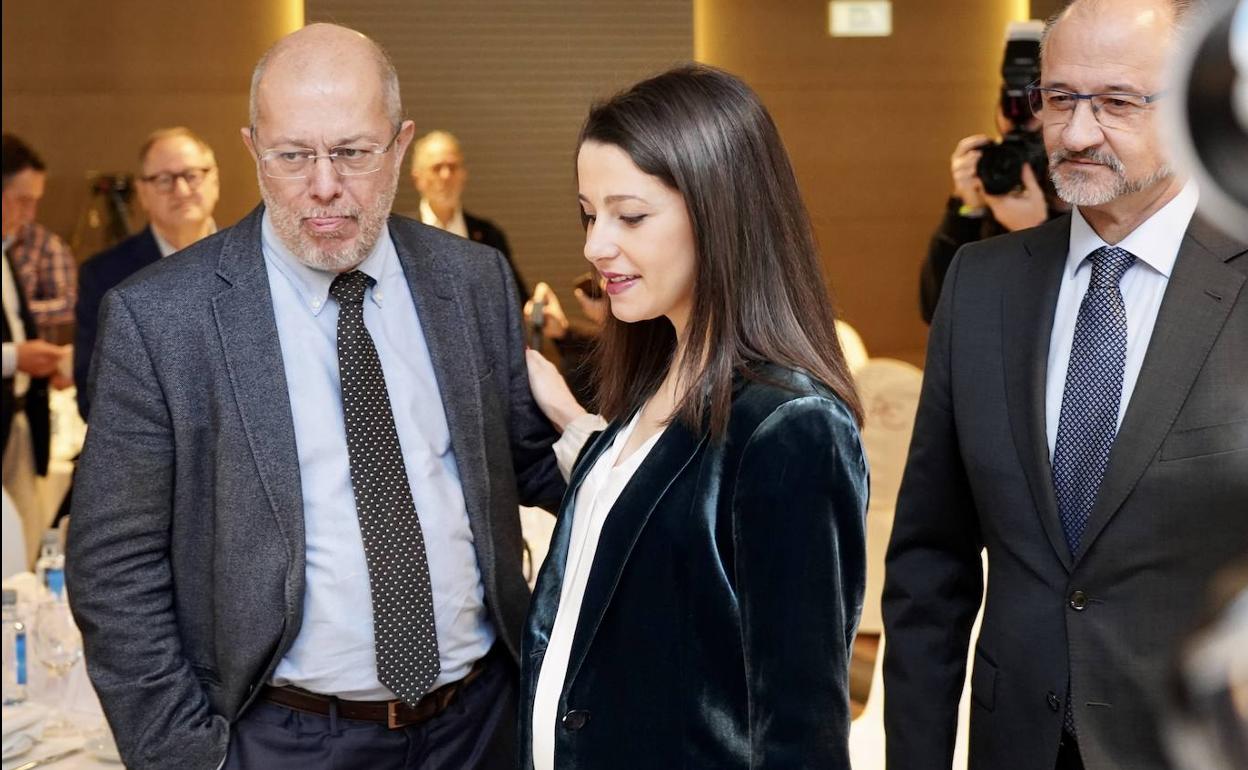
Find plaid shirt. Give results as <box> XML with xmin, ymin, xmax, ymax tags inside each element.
<box><xmin>7</xmin><ymin>221</ymin><xmax>77</xmax><ymax>333</ymax></box>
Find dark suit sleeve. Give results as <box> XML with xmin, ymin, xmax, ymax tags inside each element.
<box><xmin>489</xmin><ymin>249</ymin><xmax>565</xmax><ymax>510</ymax></box>
<box><xmin>73</xmin><ymin>259</ymin><xmax>102</xmax><ymax>420</ymax></box>
<box><xmin>66</xmin><ymin>290</ymin><xmax>228</xmax><ymax>770</ymax></box>
<box><xmin>732</xmin><ymin>398</ymin><xmax>868</xmax><ymax>768</ymax></box>
<box><xmin>883</xmin><ymin>248</ymin><xmax>985</xmax><ymax>768</ymax></box>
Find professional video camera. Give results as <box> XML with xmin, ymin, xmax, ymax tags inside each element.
<box><xmin>976</xmin><ymin>21</ymin><xmax>1048</xmax><ymax>195</ymax></box>
<box><xmin>1165</xmin><ymin>0</ymin><xmax>1248</xmax><ymax>241</ymax></box>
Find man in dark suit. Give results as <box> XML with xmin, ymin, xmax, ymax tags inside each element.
<box><xmin>74</xmin><ymin>126</ymin><xmax>220</xmax><ymax>419</ymax></box>
<box><xmin>409</xmin><ymin>129</ymin><xmax>528</xmax><ymax>302</ymax></box>
<box><xmin>67</xmin><ymin>23</ymin><xmax>564</xmax><ymax>770</ymax></box>
<box><xmin>883</xmin><ymin>2</ymin><xmax>1248</xmax><ymax>769</ymax></box>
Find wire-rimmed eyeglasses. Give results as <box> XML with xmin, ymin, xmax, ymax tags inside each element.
<box><xmin>253</xmin><ymin>126</ymin><xmax>403</xmax><ymax>179</ymax></box>
<box><xmin>1025</xmin><ymin>84</ymin><xmax>1165</xmax><ymax>130</ymax></box>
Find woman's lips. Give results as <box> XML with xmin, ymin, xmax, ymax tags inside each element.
<box><xmin>602</xmin><ymin>272</ymin><xmax>640</xmax><ymax>295</ymax></box>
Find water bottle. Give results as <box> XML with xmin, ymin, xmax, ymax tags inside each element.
<box><xmin>35</xmin><ymin>531</ymin><xmax>66</xmax><ymax>599</ymax></box>
<box><xmin>2</xmin><ymin>589</ymin><xmax>28</xmax><ymax>705</ymax></box>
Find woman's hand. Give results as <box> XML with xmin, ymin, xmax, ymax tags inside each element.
<box><xmin>525</xmin><ymin>348</ymin><xmax>588</xmax><ymax>432</ymax></box>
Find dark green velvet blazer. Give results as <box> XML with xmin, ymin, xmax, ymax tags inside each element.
<box><xmin>519</xmin><ymin>366</ymin><xmax>869</xmax><ymax>769</ymax></box>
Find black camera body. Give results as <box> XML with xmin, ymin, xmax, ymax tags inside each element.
<box><xmin>976</xmin><ymin>130</ymin><xmax>1047</xmax><ymax>195</ymax></box>
<box><xmin>976</xmin><ymin>23</ymin><xmax>1047</xmax><ymax>195</ymax></box>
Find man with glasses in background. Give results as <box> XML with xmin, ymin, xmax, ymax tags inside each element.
<box><xmin>66</xmin><ymin>23</ymin><xmax>562</xmax><ymax>770</ymax></box>
<box><xmin>73</xmin><ymin>127</ymin><xmax>219</xmax><ymax>419</ymax></box>
<box><xmin>884</xmin><ymin>1</ymin><xmax>1248</xmax><ymax>769</ymax></box>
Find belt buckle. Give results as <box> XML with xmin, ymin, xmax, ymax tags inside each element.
<box><xmin>386</xmin><ymin>700</ymin><xmax>416</xmax><ymax>730</ymax></box>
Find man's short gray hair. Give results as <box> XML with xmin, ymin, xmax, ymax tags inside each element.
<box><xmin>139</xmin><ymin>127</ymin><xmax>216</xmax><ymax>169</ymax></box>
<box><xmin>1040</xmin><ymin>0</ymin><xmax>1199</xmax><ymax>62</ymax></box>
<box><xmin>410</xmin><ymin>130</ymin><xmax>463</xmax><ymax>172</ymax></box>
<box><xmin>247</xmin><ymin>26</ymin><xmax>403</xmax><ymax>129</ymax></box>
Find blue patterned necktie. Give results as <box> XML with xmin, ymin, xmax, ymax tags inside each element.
<box><xmin>1052</xmin><ymin>246</ymin><xmax>1136</xmax><ymax>558</ymax></box>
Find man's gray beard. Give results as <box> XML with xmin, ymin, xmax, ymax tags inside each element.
<box><xmin>1049</xmin><ymin>148</ymin><xmax>1173</xmax><ymax>207</ymax></box>
<box><xmin>259</xmin><ymin>174</ymin><xmax>397</xmax><ymax>272</ymax></box>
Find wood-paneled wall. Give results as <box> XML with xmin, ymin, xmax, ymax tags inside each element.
<box><xmin>1</xmin><ymin>1</ymin><xmax>303</xmax><ymax>259</ymax></box>
<box><xmin>697</xmin><ymin>0</ymin><xmax>1039</xmax><ymax>361</ymax></box>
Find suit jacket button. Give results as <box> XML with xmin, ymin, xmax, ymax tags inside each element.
<box><xmin>1069</xmin><ymin>590</ymin><xmax>1088</xmax><ymax>611</ymax></box>
<box><xmin>561</xmin><ymin>709</ymin><xmax>590</xmax><ymax>731</ymax></box>
<box><xmin>1047</xmin><ymin>691</ymin><xmax>1061</xmax><ymax>712</ymax></box>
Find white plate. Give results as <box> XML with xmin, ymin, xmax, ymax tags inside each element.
<box><xmin>1</xmin><ymin>732</ymin><xmax>35</xmax><ymax>760</ymax></box>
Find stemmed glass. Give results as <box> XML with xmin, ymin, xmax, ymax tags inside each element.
<box><xmin>32</xmin><ymin>599</ymin><xmax>84</xmax><ymax>738</ymax></box>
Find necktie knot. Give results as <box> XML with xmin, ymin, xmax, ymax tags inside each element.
<box><xmin>1088</xmin><ymin>246</ymin><xmax>1136</xmax><ymax>289</ymax></box>
<box><xmin>329</xmin><ymin>270</ymin><xmax>373</xmax><ymax>306</ymax></box>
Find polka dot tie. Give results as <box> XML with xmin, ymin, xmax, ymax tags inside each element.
<box><xmin>1051</xmin><ymin>245</ymin><xmax>1135</xmax><ymax>736</ymax></box>
<box><xmin>330</xmin><ymin>270</ymin><xmax>440</xmax><ymax>706</ymax></box>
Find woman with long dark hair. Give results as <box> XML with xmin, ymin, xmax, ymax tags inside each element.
<box><xmin>520</xmin><ymin>64</ymin><xmax>868</xmax><ymax>769</ymax></box>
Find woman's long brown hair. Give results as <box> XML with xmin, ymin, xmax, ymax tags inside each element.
<box><xmin>581</xmin><ymin>64</ymin><xmax>863</xmax><ymax>438</ymax></box>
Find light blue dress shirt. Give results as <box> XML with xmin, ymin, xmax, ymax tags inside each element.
<box><xmin>262</xmin><ymin>212</ymin><xmax>494</xmax><ymax>699</ymax></box>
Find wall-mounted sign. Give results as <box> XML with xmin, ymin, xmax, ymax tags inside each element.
<box><xmin>829</xmin><ymin>1</ymin><xmax>893</xmax><ymax>38</ymax></box>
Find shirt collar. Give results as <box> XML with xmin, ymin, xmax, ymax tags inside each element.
<box><xmin>151</xmin><ymin>220</ymin><xmax>218</xmax><ymax>258</ymax></box>
<box><xmin>260</xmin><ymin>210</ymin><xmax>396</xmax><ymax>316</ymax></box>
<box><xmin>1067</xmin><ymin>179</ymin><xmax>1199</xmax><ymax>279</ymax></box>
<box><xmin>419</xmin><ymin>198</ymin><xmax>468</xmax><ymax>238</ymax></box>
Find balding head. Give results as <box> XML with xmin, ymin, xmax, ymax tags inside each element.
<box><xmin>1041</xmin><ymin>0</ymin><xmax>1192</xmax><ymax>62</ymax></box>
<box><xmin>1038</xmin><ymin>0</ymin><xmax>1188</xmax><ymax>215</ymax></box>
<box><xmin>240</xmin><ymin>23</ymin><xmax>415</xmax><ymax>273</ymax></box>
<box><xmin>249</xmin><ymin>23</ymin><xmax>401</xmax><ymax>128</ymax></box>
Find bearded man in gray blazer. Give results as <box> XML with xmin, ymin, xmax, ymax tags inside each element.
<box><xmin>883</xmin><ymin>2</ymin><xmax>1248</xmax><ymax>770</ymax></box>
<box><xmin>67</xmin><ymin>24</ymin><xmax>563</xmax><ymax>770</ymax></box>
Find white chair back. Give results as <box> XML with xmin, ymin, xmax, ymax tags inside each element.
<box><xmin>854</xmin><ymin>358</ymin><xmax>923</xmax><ymax>634</ymax></box>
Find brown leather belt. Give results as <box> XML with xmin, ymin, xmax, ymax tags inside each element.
<box><xmin>259</xmin><ymin>654</ymin><xmax>490</xmax><ymax>729</ymax></box>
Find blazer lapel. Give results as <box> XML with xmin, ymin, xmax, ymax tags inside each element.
<box><xmin>563</xmin><ymin>420</ymin><xmax>707</xmax><ymax>688</ymax></box>
<box><xmin>211</xmin><ymin>206</ymin><xmax>305</xmax><ymax>559</ymax></box>
<box><xmin>1004</xmin><ymin>216</ymin><xmax>1073</xmax><ymax>570</ymax></box>
<box><xmin>1076</xmin><ymin>217</ymin><xmax>1246</xmax><ymax>559</ymax></box>
<box><xmin>389</xmin><ymin>219</ymin><xmax>492</xmax><ymax>546</ymax></box>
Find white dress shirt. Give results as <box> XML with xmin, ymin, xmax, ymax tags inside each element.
<box><xmin>1045</xmin><ymin>181</ymin><xmax>1199</xmax><ymax>456</ymax></box>
<box><xmin>419</xmin><ymin>199</ymin><xmax>468</xmax><ymax>239</ymax></box>
<box><xmin>261</xmin><ymin>213</ymin><xmax>492</xmax><ymax>699</ymax></box>
<box><xmin>532</xmin><ymin>412</ymin><xmax>665</xmax><ymax>770</ymax></box>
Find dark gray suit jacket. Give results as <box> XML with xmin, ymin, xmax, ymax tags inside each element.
<box><xmin>883</xmin><ymin>214</ymin><xmax>1248</xmax><ymax>770</ymax></box>
<box><xmin>66</xmin><ymin>206</ymin><xmax>565</xmax><ymax>770</ymax></box>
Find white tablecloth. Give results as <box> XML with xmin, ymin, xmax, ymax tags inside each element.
<box><xmin>2</xmin><ymin>574</ymin><xmax>117</xmax><ymax>769</ymax></box>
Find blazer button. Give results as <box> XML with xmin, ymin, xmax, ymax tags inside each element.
<box><xmin>1069</xmin><ymin>590</ymin><xmax>1088</xmax><ymax>611</ymax></box>
<box><xmin>1047</xmin><ymin>691</ymin><xmax>1061</xmax><ymax>712</ymax></box>
<box><xmin>561</xmin><ymin>709</ymin><xmax>591</xmax><ymax>731</ymax></box>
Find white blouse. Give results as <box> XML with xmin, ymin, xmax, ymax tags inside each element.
<box><xmin>531</xmin><ymin>412</ymin><xmax>665</xmax><ymax>770</ymax></box>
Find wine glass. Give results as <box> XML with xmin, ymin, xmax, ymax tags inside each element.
<box><xmin>32</xmin><ymin>599</ymin><xmax>84</xmax><ymax>738</ymax></box>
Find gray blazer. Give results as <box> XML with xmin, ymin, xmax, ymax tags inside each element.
<box><xmin>66</xmin><ymin>207</ymin><xmax>565</xmax><ymax>770</ymax></box>
<box><xmin>882</xmin><ymin>214</ymin><xmax>1248</xmax><ymax>770</ymax></box>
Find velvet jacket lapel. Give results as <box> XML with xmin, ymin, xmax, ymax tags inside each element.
<box><xmin>1004</xmin><ymin>216</ymin><xmax>1072</xmax><ymax>570</ymax></box>
<box><xmin>529</xmin><ymin>415</ymin><xmax>707</xmax><ymax>684</ymax></box>
<box><xmin>1075</xmin><ymin>217</ymin><xmax>1246</xmax><ymax>561</ymax></box>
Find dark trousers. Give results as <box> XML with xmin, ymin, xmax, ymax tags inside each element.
<box><xmin>224</xmin><ymin>653</ymin><xmax>517</xmax><ymax>770</ymax></box>
<box><xmin>1056</xmin><ymin>732</ymin><xmax>1085</xmax><ymax>770</ymax></box>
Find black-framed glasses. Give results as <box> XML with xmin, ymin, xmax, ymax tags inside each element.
<box><xmin>1026</xmin><ymin>84</ymin><xmax>1165</xmax><ymax>130</ymax></box>
<box><xmin>253</xmin><ymin>126</ymin><xmax>403</xmax><ymax>179</ymax></box>
<box><xmin>139</xmin><ymin>167</ymin><xmax>215</xmax><ymax>193</ymax></box>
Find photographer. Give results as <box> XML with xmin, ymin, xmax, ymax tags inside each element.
<box><xmin>919</xmin><ymin>21</ymin><xmax>1066</xmax><ymax>323</ymax></box>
